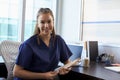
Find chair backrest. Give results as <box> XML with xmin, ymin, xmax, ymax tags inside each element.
<box><xmin>0</xmin><ymin>40</ymin><xmax>21</xmax><ymax>80</ymax></box>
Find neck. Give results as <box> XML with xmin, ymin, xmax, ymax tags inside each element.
<box><xmin>39</xmin><ymin>34</ymin><xmax>51</xmax><ymax>41</ymax></box>
<box><xmin>39</xmin><ymin>34</ymin><xmax>51</xmax><ymax>47</ymax></box>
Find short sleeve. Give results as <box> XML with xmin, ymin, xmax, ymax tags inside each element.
<box><xmin>57</xmin><ymin>36</ymin><xmax>72</xmax><ymax>63</ymax></box>
<box><xmin>15</xmin><ymin>43</ymin><xmax>33</xmax><ymax>68</ymax></box>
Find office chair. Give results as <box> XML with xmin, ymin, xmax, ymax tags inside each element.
<box><xmin>0</xmin><ymin>40</ymin><xmax>21</xmax><ymax>80</ymax></box>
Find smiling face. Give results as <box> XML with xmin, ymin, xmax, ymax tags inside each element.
<box><xmin>37</xmin><ymin>13</ymin><xmax>54</xmax><ymax>37</ymax></box>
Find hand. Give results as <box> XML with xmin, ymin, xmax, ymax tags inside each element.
<box><xmin>58</xmin><ymin>67</ymin><xmax>72</xmax><ymax>75</ymax></box>
<box><xmin>44</xmin><ymin>71</ymin><xmax>58</xmax><ymax>80</ymax></box>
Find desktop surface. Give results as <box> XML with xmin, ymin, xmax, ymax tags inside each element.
<box><xmin>71</xmin><ymin>61</ymin><xmax>120</xmax><ymax>80</ymax></box>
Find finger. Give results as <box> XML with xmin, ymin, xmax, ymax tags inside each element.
<box><xmin>59</xmin><ymin>69</ymin><xmax>64</xmax><ymax>75</ymax></box>
<box><xmin>59</xmin><ymin>68</ymin><xmax>68</xmax><ymax>75</ymax></box>
<box><xmin>51</xmin><ymin>71</ymin><xmax>58</xmax><ymax>74</ymax></box>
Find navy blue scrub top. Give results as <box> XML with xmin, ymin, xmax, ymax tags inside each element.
<box><xmin>14</xmin><ymin>35</ymin><xmax>72</xmax><ymax>80</ymax></box>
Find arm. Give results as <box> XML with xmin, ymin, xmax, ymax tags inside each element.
<box><xmin>58</xmin><ymin>59</ymin><xmax>72</xmax><ymax>75</ymax></box>
<box><xmin>13</xmin><ymin>64</ymin><xmax>58</xmax><ymax>80</ymax></box>
<box><xmin>58</xmin><ymin>58</ymin><xmax>81</xmax><ymax>75</ymax></box>
<box><xmin>64</xmin><ymin>59</ymin><xmax>71</xmax><ymax>64</ymax></box>
<box><xmin>13</xmin><ymin>43</ymin><xmax>58</xmax><ymax>79</ymax></box>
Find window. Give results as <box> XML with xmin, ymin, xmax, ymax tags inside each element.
<box><xmin>0</xmin><ymin>0</ymin><xmax>19</xmax><ymax>41</ymax></box>
<box><xmin>0</xmin><ymin>0</ymin><xmax>57</xmax><ymax>42</ymax></box>
<box><xmin>58</xmin><ymin>0</ymin><xmax>83</xmax><ymax>43</ymax></box>
<box><xmin>83</xmin><ymin>0</ymin><xmax>120</xmax><ymax>44</ymax></box>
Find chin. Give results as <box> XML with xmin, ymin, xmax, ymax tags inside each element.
<box><xmin>44</xmin><ymin>33</ymin><xmax>50</xmax><ymax>36</ymax></box>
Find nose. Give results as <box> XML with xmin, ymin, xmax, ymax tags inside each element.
<box><xmin>45</xmin><ymin>23</ymin><xmax>49</xmax><ymax>28</ymax></box>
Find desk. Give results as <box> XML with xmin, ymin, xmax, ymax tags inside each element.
<box><xmin>72</xmin><ymin>62</ymin><xmax>120</xmax><ymax>80</ymax></box>
<box><xmin>59</xmin><ymin>62</ymin><xmax>120</xmax><ymax>80</ymax></box>
<box><xmin>0</xmin><ymin>56</ymin><xmax>7</xmax><ymax>78</ymax></box>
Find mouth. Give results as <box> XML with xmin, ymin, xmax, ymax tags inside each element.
<box><xmin>45</xmin><ymin>29</ymin><xmax>49</xmax><ymax>32</ymax></box>
<box><xmin>42</xmin><ymin>29</ymin><xmax>49</xmax><ymax>33</ymax></box>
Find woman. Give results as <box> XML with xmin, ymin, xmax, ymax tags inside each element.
<box><xmin>13</xmin><ymin>8</ymin><xmax>72</xmax><ymax>80</ymax></box>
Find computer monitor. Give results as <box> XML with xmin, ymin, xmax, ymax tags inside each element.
<box><xmin>58</xmin><ymin>44</ymin><xmax>83</xmax><ymax>66</ymax></box>
<box><xmin>67</xmin><ymin>44</ymin><xmax>83</xmax><ymax>61</ymax></box>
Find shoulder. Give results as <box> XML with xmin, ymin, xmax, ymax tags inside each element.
<box><xmin>22</xmin><ymin>35</ymin><xmax>37</xmax><ymax>46</ymax></box>
<box><xmin>55</xmin><ymin>35</ymin><xmax>66</xmax><ymax>45</ymax></box>
<box><xmin>55</xmin><ymin>35</ymin><xmax>64</xmax><ymax>41</ymax></box>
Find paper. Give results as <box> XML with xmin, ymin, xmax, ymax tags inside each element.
<box><xmin>63</xmin><ymin>58</ymin><xmax>81</xmax><ymax>68</ymax></box>
<box><xmin>104</xmin><ymin>66</ymin><xmax>120</xmax><ymax>72</ymax></box>
<box><xmin>55</xmin><ymin>58</ymin><xmax>81</xmax><ymax>72</ymax></box>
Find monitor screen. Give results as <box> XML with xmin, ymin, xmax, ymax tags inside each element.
<box><xmin>67</xmin><ymin>44</ymin><xmax>83</xmax><ymax>61</ymax></box>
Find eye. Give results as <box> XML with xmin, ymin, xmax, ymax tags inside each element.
<box><xmin>47</xmin><ymin>20</ymin><xmax>51</xmax><ymax>23</ymax></box>
<box><xmin>40</xmin><ymin>21</ymin><xmax>45</xmax><ymax>24</ymax></box>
